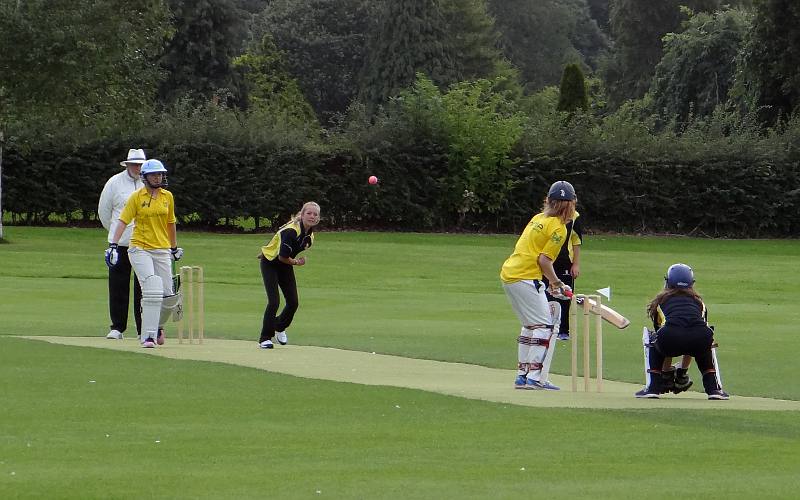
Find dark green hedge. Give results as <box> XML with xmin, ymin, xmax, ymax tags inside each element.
<box><xmin>3</xmin><ymin>141</ymin><xmax>799</xmax><ymax>236</ymax></box>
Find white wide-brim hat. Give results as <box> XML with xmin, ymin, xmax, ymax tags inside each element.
<box><xmin>120</xmin><ymin>148</ymin><xmax>147</xmax><ymax>166</ymax></box>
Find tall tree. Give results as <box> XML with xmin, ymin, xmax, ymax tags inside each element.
<box><xmin>232</xmin><ymin>34</ymin><xmax>317</xmax><ymax>127</ymax></box>
<box><xmin>605</xmin><ymin>0</ymin><xmax>720</xmax><ymax>108</ymax></box>
<box><xmin>650</xmin><ymin>8</ymin><xmax>751</xmax><ymax>125</ymax></box>
<box><xmin>489</xmin><ymin>0</ymin><xmax>608</xmax><ymax>93</ymax></box>
<box><xmin>739</xmin><ymin>0</ymin><xmax>800</xmax><ymax>124</ymax></box>
<box><xmin>360</xmin><ymin>0</ymin><xmax>505</xmax><ymax>110</ymax></box>
<box><xmin>158</xmin><ymin>0</ymin><xmax>248</xmax><ymax>105</ymax></box>
<box><xmin>0</xmin><ymin>0</ymin><xmax>170</xmax><ymax>239</ymax></box>
<box><xmin>441</xmin><ymin>0</ymin><xmax>505</xmax><ymax>82</ymax></box>
<box><xmin>359</xmin><ymin>0</ymin><xmax>453</xmax><ymax>108</ymax></box>
<box><xmin>557</xmin><ymin>64</ymin><xmax>589</xmax><ymax>113</ymax></box>
<box><xmin>254</xmin><ymin>0</ymin><xmax>379</xmax><ymax>123</ymax></box>
<box><xmin>587</xmin><ymin>0</ymin><xmax>611</xmax><ymax>33</ymax></box>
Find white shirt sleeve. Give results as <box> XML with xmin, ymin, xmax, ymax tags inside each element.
<box><xmin>98</xmin><ymin>177</ymin><xmax>115</xmax><ymax>231</ymax></box>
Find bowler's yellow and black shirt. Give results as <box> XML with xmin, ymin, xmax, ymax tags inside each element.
<box><xmin>260</xmin><ymin>220</ymin><xmax>314</xmax><ymax>262</ymax></box>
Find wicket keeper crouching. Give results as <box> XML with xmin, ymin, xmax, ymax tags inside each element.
<box><xmin>637</xmin><ymin>264</ymin><xmax>729</xmax><ymax>400</ymax></box>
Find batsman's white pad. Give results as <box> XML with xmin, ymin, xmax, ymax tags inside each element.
<box><xmin>538</xmin><ymin>302</ymin><xmax>561</xmax><ymax>381</ymax></box>
<box><xmin>518</xmin><ymin>327</ymin><xmax>534</xmax><ymax>375</ymax></box>
<box><xmin>526</xmin><ymin>326</ymin><xmax>554</xmax><ymax>381</ymax></box>
<box><xmin>161</xmin><ymin>292</ymin><xmax>183</xmax><ymax>324</ymax></box>
<box><xmin>141</xmin><ymin>275</ymin><xmax>164</xmax><ymax>341</ymax></box>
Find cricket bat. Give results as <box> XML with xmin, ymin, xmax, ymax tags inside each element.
<box><xmin>575</xmin><ymin>295</ymin><xmax>630</xmax><ymax>329</ymax></box>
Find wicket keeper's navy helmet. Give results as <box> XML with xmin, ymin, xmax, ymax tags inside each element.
<box><xmin>665</xmin><ymin>263</ymin><xmax>695</xmax><ymax>289</ymax></box>
<box><xmin>548</xmin><ymin>180</ymin><xmax>576</xmax><ymax>201</ymax></box>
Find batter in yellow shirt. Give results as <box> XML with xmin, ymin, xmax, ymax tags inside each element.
<box><xmin>119</xmin><ymin>187</ymin><xmax>177</xmax><ymax>250</ymax></box>
<box><xmin>500</xmin><ymin>213</ymin><xmax>567</xmax><ymax>283</ymax></box>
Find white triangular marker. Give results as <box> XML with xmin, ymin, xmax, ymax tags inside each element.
<box><xmin>597</xmin><ymin>287</ymin><xmax>611</xmax><ymax>301</ymax></box>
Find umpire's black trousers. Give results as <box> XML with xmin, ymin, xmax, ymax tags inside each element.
<box><xmin>108</xmin><ymin>245</ymin><xmax>142</xmax><ymax>335</ymax></box>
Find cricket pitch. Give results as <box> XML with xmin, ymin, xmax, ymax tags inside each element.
<box><xmin>24</xmin><ymin>336</ymin><xmax>800</xmax><ymax>411</ymax></box>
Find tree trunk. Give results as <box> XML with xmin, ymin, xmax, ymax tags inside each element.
<box><xmin>0</xmin><ymin>129</ymin><xmax>4</xmax><ymax>240</ymax></box>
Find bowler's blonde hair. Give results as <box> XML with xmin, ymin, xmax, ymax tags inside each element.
<box><xmin>292</xmin><ymin>201</ymin><xmax>321</xmax><ymax>223</ymax></box>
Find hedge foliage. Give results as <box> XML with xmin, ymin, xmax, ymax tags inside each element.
<box><xmin>4</xmin><ymin>140</ymin><xmax>799</xmax><ymax>237</ymax></box>
<box><xmin>4</xmin><ymin>73</ymin><xmax>800</xmax><ymax>238</ymax></box>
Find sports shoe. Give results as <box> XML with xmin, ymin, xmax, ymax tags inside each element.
<box><xmin>527</xmin><ymin>379</ymin><xmax>560</xmax><ymax>390</ymax></box>
<box><xmin>707</xmin><ymin>390</ymin><xmax>730</xmax><ymax>400</ymax></box>
<box><xmin>514</xmin><ymin>375</ymin><xmax>527</xmax><ymax>389</ymax></box>
<box><xmin>142</xmin><ymin>338</ymin><xmax>156</xmax><ymax>348</ymax></box>
<box><xmin>557</xmin><ymin>332</ymin><xmax>570</xmax><ymax>341</ymax></box>
<box><xmin>157</xmin><ymin>328</ymin><xmax>165</xmax><ymax>345</ymax></box>
<box><xmin>525</xmin><ymin>378</ymin><xmax>542</xmax><ymax>390</ymax></box>
<box><xmin>106</xmin><ymin>329</ymin><xmax>123</xmax><ymax>340</ymax></box>
<box><xmin>276</xmin><ymin>331</ymin><xmax>288</xmax><ymax>345</ymax></box>
<box><xmin>635</xmin><ymin>387</ymin><xmax>660</xmax><ymax>399</ymax></box>
<box><xmin>259</xmin><ymin>340</ymin><xmax>274</xmax><ymax>349</ymax></box>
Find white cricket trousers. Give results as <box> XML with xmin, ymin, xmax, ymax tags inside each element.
<box><xmin>128</xmin><ymin>247</ymin><xmax>173</xmax><ymax>341</ymax></box>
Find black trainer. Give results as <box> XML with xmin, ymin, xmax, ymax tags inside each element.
<box><xmin>707</xmin><ymin>390</ymin><xmax>730</xmax><ymax>400</ymax></box>
<box><xmin>635</xmin><ymin>387</ymin><xmax>660</xmax><ymax>399</ymax></box>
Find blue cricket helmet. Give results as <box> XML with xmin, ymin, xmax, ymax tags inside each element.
<box><xmin>140</xmin><ymin>159</ymin><xmax>168</xmax><ymax>188</ymax></box>
<box><xmin>140</xmin><ymin>159</ymin><xmax>167</xmax><ymax>175</ymax></box>
<box><xmin>665</xmin><ymin>263</ymin><xmax>695</xmax><ymax>289</ymax></box>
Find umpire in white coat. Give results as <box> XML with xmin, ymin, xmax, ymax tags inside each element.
<box><xmin>98</xmin><ymin>148</ymin><xmax>145</xmax><ymax>339</ymax></box>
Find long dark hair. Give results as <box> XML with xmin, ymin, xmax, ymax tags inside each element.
<box><xmin>647</xmin><ymin>287</ymin><xmax>704</xmax><ymax>324</ymax></box>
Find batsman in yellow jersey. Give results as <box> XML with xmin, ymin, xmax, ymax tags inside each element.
<box><xmin>106</xmin><ymin>159</ymin><xmax>183</xmax><ymax>348</ymax></box>
<box><xmin>501</xmin><ymin>181</ymin><xmax>577</xmax><ymax>390</ymax></box>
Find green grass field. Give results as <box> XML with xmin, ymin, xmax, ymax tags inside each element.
<box><xmin>1</xmin><ymin>227</ymin><xmax>799</xmax><ymax>498</ymax></box>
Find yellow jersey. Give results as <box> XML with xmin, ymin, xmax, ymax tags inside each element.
<box><xmin>119</xmin><ymin>188</ymin><xmax>176</xmax><ymax>250</ymax></box>
<box><xmin>500</xmin><ymin>212</ymin><xmax>567</xmax><ymax>283</ymax></box>
<box><xmin>260</xmin><ymin>220</ymin><xmax>314</xmax><ymax>261</ymax></box>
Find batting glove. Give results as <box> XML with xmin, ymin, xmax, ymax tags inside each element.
<box><xmin>548</xmin><ymin>281</ymin><xmax>572</xmax><ymax>300</ymax></box>
<box><xmin>171</xmin><ymin>247</ymin><xmax>184</xmax><ymax>261</ymax></box>
<box><xmin>104</xmin><ymin>243</ymin><xmax>119</xmax><ymax>268</ymax></box>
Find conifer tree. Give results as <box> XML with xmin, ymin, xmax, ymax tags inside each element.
<box><xmin>557</xmin><ymin>63</ymin><xmax>589</xmax><ymax>113</ymax></box>
<box><xmin>359</xmin><ymin>0</ymin><xmax>454</xmax><ymax>109</ymax></box>
<box><xmin>605</xmin><ymin>0</ymin><xmax>719</xmax><ymax>107</ymax></box>
<box><xmin>359</xmin><ymin>0</ymin><xmax>507</xmax><ymax>110</ymax></box>
<box><xmin>740</xmin><ymin>0</ymin><xmax>800</xmax><ymax>124</ymax></box>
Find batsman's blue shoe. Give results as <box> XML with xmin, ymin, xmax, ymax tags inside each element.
<box><xmin>557</xmin><ymin>332</ymin><xmax>570</xmax><ymax>341</ymax></box>
<box><xmin>514</xmin><ymin>375</ymin><xmax>527</xmax><ymax>389</ymax></box>
<box><xmin>524</xmin><ymin>378</ymin><xmax>546</xmax><ymax>390</ymax></box>
<box><xmin>259</xmin><ymin>340</ymin><xmax>274</xmax><ymax>349</ymax></box>
<box><xmin>534</xmin><ymin>380</ymin><xmax>561</xmax><ymax>391</ymax></box>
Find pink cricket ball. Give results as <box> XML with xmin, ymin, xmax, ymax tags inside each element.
<box><xmin>368</xmin><ymin>175</ymin><xmax>378</xmax><ymax>185</ymax></box>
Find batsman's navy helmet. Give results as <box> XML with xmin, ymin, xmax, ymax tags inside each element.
<box><xmin>665</xmin><ymin>263</ymin><xmax>695</xmax><ymax>289</ymax></box>
<box><xmin>548</xmin><ymin>180</ymin><xmax>576</xmax><ymax>201</ymax></box>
